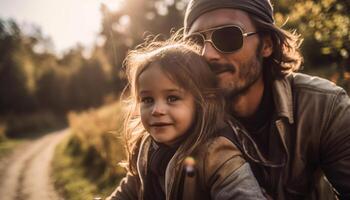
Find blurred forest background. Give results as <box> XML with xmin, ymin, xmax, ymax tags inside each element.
<box><xmin>0</xmin><ymin>0</ymin><xmax>349</xmax><ymax>199</ymax></box>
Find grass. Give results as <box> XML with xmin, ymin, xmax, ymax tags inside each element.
<box><xmin>0</xmin><ymin>138</ymin><xmax>24</xmax><ymax>159</ymax></box>
<box><xmin>53</xmin><ymin>101</ymin><xmax>127</xmax><ymax>199</ymax></box>
<box><xmin>0</xmin><ymin>111</ymin><xmax>67</xmax><ymax>160</ymax></box>
<box><xmin>53</xmin><ymin>134</ymin><xmax>115</xmax><ymax>200</ymax></box>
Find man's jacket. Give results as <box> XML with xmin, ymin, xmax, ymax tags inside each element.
<box><xmin>242</xmin><ymin>73</ymin><xmax>350</xmax><ymax>199</ymax></box>
<box><xmin>107</xmin><ymin>135</ymin><xmax>266</xmax><ymax>200</ymax></box>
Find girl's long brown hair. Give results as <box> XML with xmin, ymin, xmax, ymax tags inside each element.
<box><xmin>121</xmin><ymin>37</ymin><xmax>225</xmax><ymax>175</ymax></box>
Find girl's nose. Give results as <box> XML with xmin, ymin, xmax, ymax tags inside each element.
<box><xmin>151</xmin><ymin>103</ymin><xmax>166</xmax><ymax>116</ymax></box>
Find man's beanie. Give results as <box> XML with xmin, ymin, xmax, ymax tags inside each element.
<box><xmin>184</xmin><ymin>0</ymin><xmax>274</xmax><ymax>33</ymax></box>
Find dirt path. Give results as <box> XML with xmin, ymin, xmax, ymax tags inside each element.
<box><xmin>0</xmin><ymin>129</ymin><xmax>68</xmax><ymax>200</ymax></box>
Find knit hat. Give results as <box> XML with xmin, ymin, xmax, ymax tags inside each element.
<box><xmin>184</xmin><ymin>0</ymin><xmax>274</xmax><ymax>33</ymax></box>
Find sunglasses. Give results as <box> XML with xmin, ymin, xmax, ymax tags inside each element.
<box><xmin>186</xmin><ymin>25</ymin><xmax>257</xmax><ymax>54</ymax></box>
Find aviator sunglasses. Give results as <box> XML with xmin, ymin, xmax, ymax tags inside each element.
<box><xmin>186</xmin><ymin>25</ymin><xmax>257</xmax><ymax>54</ymax></box>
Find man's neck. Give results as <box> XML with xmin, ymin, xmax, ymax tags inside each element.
<box><xmin>231</xmin><ymin>75</ymin><xmax>264</xmax><ymax>118</ymax></box>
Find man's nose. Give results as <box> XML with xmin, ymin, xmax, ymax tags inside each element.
<box><xmin>202</xmin><ymin>41</ymin><xmax>221</xmax><ymax>62</ymax></box>
<box><xmin>151</xmin><ymin>102</ymin><xmax>166</xmax><ymax>116</ymax></box>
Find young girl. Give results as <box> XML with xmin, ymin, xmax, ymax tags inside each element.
<box><xmin>107</xmin><ymin>40</ymin><xmax>266</xmax><ymax>200</ymax></box>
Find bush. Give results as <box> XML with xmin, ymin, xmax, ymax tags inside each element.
<box><xmin>53</xmin><ymin>136</ymin><xmax>98</xmax><ymax>200</ymax></box>
<box><xmin>0</xmin><ymin>122</ymin><xmax>7</xmax><ymax>142</ymax></box>
<box><xmin>1</xmin><ymin>111</ymin><xmax>66</xmax><ymax>138</ymax></box>
<box><xmin>54</xmin><ymin>101</ymin><xmax>126</xmax><ymax>199</ymax></box>
<box><xmin>67</xmin><ymin>101</ymin><xmax>126</xmax><ymax>175</ymax></box>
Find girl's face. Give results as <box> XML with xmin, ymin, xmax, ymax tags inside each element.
<box><xmin>138</xmin><ymin>63</ymin><xmax>196</xmax><ymax>146</ymax></box>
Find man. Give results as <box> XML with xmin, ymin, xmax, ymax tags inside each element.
<box><xmin>184</xmin><ymin>0</ymin><xmax>350</xmax><ymax>199</ymax></box>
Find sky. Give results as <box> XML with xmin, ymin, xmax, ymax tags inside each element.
<box><xmin>0</xmin><ymin>0</ymin><xmax>123</xmax><ymax>55</ymax></box>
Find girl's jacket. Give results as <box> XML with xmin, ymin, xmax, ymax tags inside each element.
<box><xmin>107</xmin><ymin>133</ymin><xmax>266</xmax><ymax>200</ymax></box>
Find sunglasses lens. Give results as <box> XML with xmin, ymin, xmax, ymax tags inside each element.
<box><xmin>187</xmin><ymin>34</ymin><xmax>204</xmax><ymax>47</ymax></box>
<box><xmin>212</xmin><ymin>26</ymin><xmax>243</xmax><ymax>53</ymax></box>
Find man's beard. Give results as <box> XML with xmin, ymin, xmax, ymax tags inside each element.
<box><xmin>209</xmin><ymin>54</ymin><xmax>263</xmax><ymax>100</ymax></box>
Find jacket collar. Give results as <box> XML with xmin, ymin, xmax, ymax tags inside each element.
<box><xmin>136</xmin><ymin>135</ymin><xmax>152</xmax><ymax>199</ymax></box>
<box><xmin>136</xmin><ymin>135</ymin><xmax>179</xmax><ymax>200</ymax></box>
<box><xmin>165</xmin><ymin>149</ymin><xmax>181</xmax><ymax>199</ymax></box>
<box><xmin>269</xmin><ymin>74</ymin><xmax>294</xmax><ymax>170</ymax></box>
<box><xmin>272</xmin><ymin>74</ymin><xmax>294</xmax><ymax>124</ymax></box>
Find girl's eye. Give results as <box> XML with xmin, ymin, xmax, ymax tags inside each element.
<box><xmin>141</xmin><ymin>97</ymin><xmax>153</xmax><ymax>104</ymax></box>
<box><xmin>167</xmin><ymin>95</ymin><xmax>179</xmax><ymax>103</ymax></box>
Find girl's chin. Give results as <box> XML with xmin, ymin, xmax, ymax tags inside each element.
<box><xmin>152</xmin><ymin>136</ymin><xmax>175</xmax><ymax>146</ymax></box>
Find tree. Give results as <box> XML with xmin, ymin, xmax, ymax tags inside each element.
<box><xmin>98</xmin><ymin>0</ymin><xmax>189</xmax><ymax>93</ymax></box>
<box><xmin>274</xmin><ymin>0</ymin><xmax>350</xmax><ymax>90</ymax></box>
<box><xmin>0</xmin><ymin>19</ymin><xmax>37</xmax><ymax>113</ymax></box>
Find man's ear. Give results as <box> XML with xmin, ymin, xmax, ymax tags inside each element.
<box><xmin>261</xmin><ymin>35</ymin><xmax>273</xmax><ymax>58</ymax></box>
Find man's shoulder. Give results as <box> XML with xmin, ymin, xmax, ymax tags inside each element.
<box><xmin>289</xmin><ymin>72</ymin><xmax>345</xmax><ymax>95</ymax></box>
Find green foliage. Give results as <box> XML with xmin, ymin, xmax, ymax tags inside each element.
<box><xmin>0</xmin><ymin>122</ymin><xmax>6</xmax><ymax>142</ymax></box>
<box><xmin>0</xmin><ymin>18</ymin><xmax>116</xmax><ymax>118</ymax></box>
<box><xmin>0</xmin><ymin>137</ymin><xmax>23</xmax><ymax>158</ymax></box>
<box><xmin>67</xmin><ymin>101</ymin><xmax>126</xmax><ymax>175</ymax></box>
<box><xmin>0</xmin><ymin>19</ymin><xmax>37</xmax><ymax>112</ymax></box>
<box><xmin>54</xmin><ymin>102</ymin><xmax>126</xmax><ymax>198</ymax></box>
<box><xmin>275</xmin><ymin>0</ymin><xmax>349</xmax><ymax>63</ymax></box>
<box><xmin>53</xmin><ymin>136</ymin><xmax>99</xmax><ymax>200</ymax></box>
<box><xmin>0</xmin><ymin>111</ymin><xmax>66</xmax><ymax>138</ymax></box>
<box><xmin>274</xmin><ymin>0</ymin><xmax>350</xmax><ymax>88</ymax></box>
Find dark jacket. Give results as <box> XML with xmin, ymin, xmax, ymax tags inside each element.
<box><xmin>107</xmin><ymin>134</ymin><xmax>267</xmax><ymax>200</ymax></box>
<box><xmin>242</xmin><ymin>73</ymin><xmax>350</xmax><ymax>199</ymax></box>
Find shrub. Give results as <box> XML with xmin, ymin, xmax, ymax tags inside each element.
<box><xmin>1</xmin><ymin>111</ymin><xmax>66</xmax><ymax>138</ymax></box>
<box><xmin>56</xmin><ymin>101</ymin><xmax>126</xmax><ymax>198</ymax></box>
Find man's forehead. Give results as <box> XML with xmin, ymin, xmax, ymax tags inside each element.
<box><xmin>187</xmin><ymin>9</ymin><xmax>253</xmax><ymax>34</ymax></box>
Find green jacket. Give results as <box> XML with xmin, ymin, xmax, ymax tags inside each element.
<box><xmin>107</xmin><ymin>134</ymin><xmax>267</xmax><ymax>200</ymax></box>
<box><xmin>245</xmin><ymin>73</ymin><xmax>350</xmax><ymax>199</ymax></box>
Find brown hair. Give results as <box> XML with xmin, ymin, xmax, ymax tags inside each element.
<box><xmin>122</xmin><ymin>38</ymin><xmax>225</xmax><ymax>175</ymax></box>
<box><xmin>250</xmin><ymin>15</ymin><xmax>304</xmax><ymax>78</ymax></box>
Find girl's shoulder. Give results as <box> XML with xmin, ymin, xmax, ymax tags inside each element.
<box><xmin>190</xmin><ymin>135</ymin><xmax>246</xmax><ymax>185</ymax></box>
<box><xmin>194</xmin><ymin>135</ymin><xmax>242</xmax><ymax>159</ymax></box>
<box><xmin>194</xmin><ymin>123</ymin><xmax>242</xmax><ymax>157</ymax></box>
<box><xmin>193</xmin><ymin>124</ymin><xmax>245</xmax><ymax>165</ymax></box>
